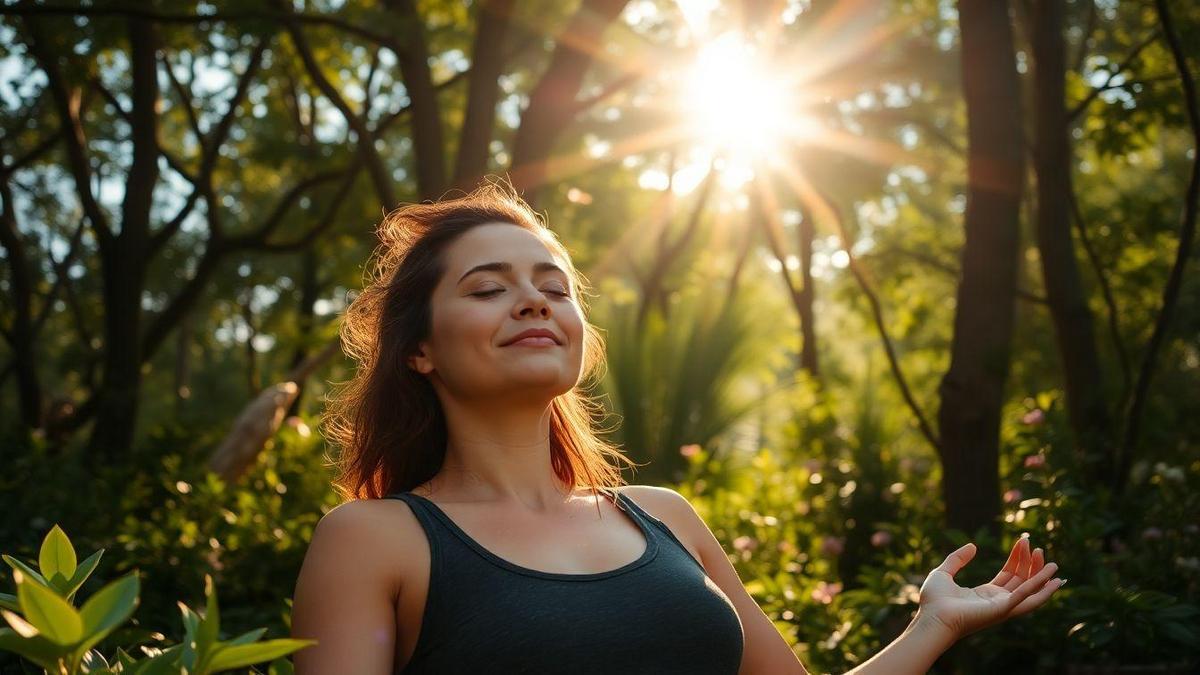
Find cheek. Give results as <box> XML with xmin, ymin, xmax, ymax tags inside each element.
<box><xmin>433</xmin><ymin>302</ymin><xmax>499</xmax><ymax>352</ymax></box>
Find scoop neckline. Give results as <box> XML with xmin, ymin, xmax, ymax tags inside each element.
<box><xmin>402</xmin><ymin>488</ymin><xmax>660</xmax><ymax>582</ymax></box>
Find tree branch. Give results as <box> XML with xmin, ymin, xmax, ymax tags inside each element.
<box><xmin>0</xmin><ymin>4</ymin><xmax>412</xmax><ymax>60</ymax></box>
<box><xmin>1115</xmin><ymin>0</ymin><xmax>1200</xmax><ymax>495</ymax></box>
<box><xmin>1067</xmin><ymin>32</ymin><xmax>1159</xmax><ymax>122</ymax></box>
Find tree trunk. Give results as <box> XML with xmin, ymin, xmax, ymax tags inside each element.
<box><xmin>509</xmin><ymin>0</ymin><xmax>629</xmax><ymax>207</ymax></box>
<box><xmin>383</xmin><ymin>0</ymin><xmax>447</xmax><ymax>200</ymax></box>
<box><xmin>1031</xmin><ymin>0</ymin><xmax>1112</xmax><ymax>484</ymax></box>
<box><xmin>798</xmin><ymin>206</ymin><xmax>819</xmax><ymax>377</ymax></box>
<box><xmin>0</xmin><ymin>176</ymin><xmax>43</xmax><ymax>430</ymax></box>
<box><xmin>87</xmin><ymin>17</ymin><xmax>159</xmax><ymax>464</ymax></box>
<box><xmin>937</xmin><ymin>0</ymin><xmax>1025</xmax><ymax>538</ymax></box>
<box><xmin>453</xmin><ymin>0</ymin><xmax>516</xmax><ymax>189</ymax></box>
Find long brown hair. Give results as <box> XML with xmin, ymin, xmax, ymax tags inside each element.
<box><xmin>321</xmin><ymin>178</ymin><xmax>639</xmax><ymax>501</ymax></box>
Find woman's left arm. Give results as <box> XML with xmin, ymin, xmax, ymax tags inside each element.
<box><xmin>629</xmin><ymin>486</ymin><xmax>1064</xmax><ymax>675</ymax></box>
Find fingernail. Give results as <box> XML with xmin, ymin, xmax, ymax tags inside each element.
<box><xmin>1058</xmin><ymin>578</ymin><xmax>1068</xmax><ymax>587</ymax></box>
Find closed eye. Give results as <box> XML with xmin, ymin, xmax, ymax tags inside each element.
<box><xmin>471</xmin><ymin>289</ymin><xmax>571</xmax><ymax>298</ymax></box>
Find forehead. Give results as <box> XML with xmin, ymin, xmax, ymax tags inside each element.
<box><xmin>443</xmin><ymin>222</ymin><xmax>564</xmax><ymax>271</ymax></box>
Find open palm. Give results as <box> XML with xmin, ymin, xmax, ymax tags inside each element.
<box><xmin>917</xmin><ymin>536</ymin><xmax>1065</xmax><ymax>640</ymax></box>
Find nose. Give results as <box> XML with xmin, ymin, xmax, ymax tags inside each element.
<box><xmin>512</xmin><ymin>282</ymin><xmax>551</xmax><ymax>318</ymax></box>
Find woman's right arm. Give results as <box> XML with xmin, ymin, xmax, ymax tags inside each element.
<box><xmin>291</xmin><ymin>500</ymin><xmax>402</xmax><ymax>675</ymax></box>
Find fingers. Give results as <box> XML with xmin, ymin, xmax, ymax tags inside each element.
<box><xmin>1019</xmin><ymin>540</ymin><xmax>1039</xmax><ymax>578</ymax></box>
<box><xmin>1030</xmin><ymin>547</ymin><xmax>1045</xmax><ymax>577</ymax></box>
<box><xmin>1010</xmin><ymin>573</ymin><xmax>1065</xmax><ymax>618</ymax></box>
<box><xmin>1003</xmin><ymin>545</ymin><xmax>1045</xmax><ymax>591</ymax></box>
<box><xmin>990</xmin><ymin>536</ymin><xmax>1028</xmax><ymax>586</ymax></box>
<box><xmin>1005</xmin><ymin>559</ymin><xmax>1060</xmax><ymax>612</ymax></box>
<box><xmin>936</xmin><ymin>542</ymin><xmax>977</xmax><ymax>578</ymax></box>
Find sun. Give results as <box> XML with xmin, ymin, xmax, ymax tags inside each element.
<box><xmin>679</xmin><ymin>33</ymin><xmax>820</xmax><ymax>163</ymax></box>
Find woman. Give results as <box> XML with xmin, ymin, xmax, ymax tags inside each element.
<box><xmin>291</xmin><ymin>179</ymin><xmax>1064</xmax><ymax>674</ymax></box>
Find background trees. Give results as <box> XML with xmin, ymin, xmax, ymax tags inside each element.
<box><xmin>2</xmin><ymin>1</ymin><xmax>1198</xmax><ymax>671</ymax></box>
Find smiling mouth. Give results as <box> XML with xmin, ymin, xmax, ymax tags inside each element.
<box><xmin>504</xmin><ymin>336</ymin><xmax>560</xmax><ymax>347</ymax></box>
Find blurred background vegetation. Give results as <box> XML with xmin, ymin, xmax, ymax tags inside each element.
<box><xmin>1</xmin><ymin>0</ymin><xmax>1198</xmax><ymax>672</ymax></box>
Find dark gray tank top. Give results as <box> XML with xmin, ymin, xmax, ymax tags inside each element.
<box><xmin>384</xmin><ymin>488</ymin><xmax>745</xmax><ymax>674</ymax></box>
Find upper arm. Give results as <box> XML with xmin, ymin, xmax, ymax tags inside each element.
<box><xmin>291</xmin><ymin>500</ymin><xmax>401</xmax><ymax>675</ymax></box>
<box><xmin>621</xmin><ymin>485</ymin><xmax>809</xmax><ymax>675</ymax></box>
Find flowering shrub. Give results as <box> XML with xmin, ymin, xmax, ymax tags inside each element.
<box><xmin>669</xmin><ymin>389</ymin><xmax>1200</xmax><ymax>671</ymax></box>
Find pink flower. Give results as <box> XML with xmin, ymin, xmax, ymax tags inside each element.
<box><xmin>1024</xmin><ymin>454</ymin><xmax>1046</xmax><ymax>469</ymax></box>
<box><xmin>732</xmin><ymin>535</ymin><xmax>758</xmax><ymax>552</ymax></box>
<box><xmin>1003</xmin><ymin>489</ymin><xmax>1023</xmax><ymax>504</ymax></box>
<box><xmin>1022</xmin><ymin>409</ymin><xmax>1045</xmax><ymax>426</ymax></box>
<box><xmin>820</xmin><ymin>536</ymin><xmax>845</xmax><ymax>557</ymax></box>
<box><xmin>680</xmin><ymin>444</ymin><xmax>701</xmax><ymax>458</ymax></box>
<box><xmin>811</xmin><ymin>581</ymin><xmax>843</xmax><ymax>605</ymax></box>
<box><xmin>870</xmin><ymin>531</ymin><xmax>892</xmax><ymax>547</ymax></box>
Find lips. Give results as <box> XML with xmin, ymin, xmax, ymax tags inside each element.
<box><xmin>501</xmin><ymin>328</ymin><xmax>562</xmax><ymax>346</ymax></box>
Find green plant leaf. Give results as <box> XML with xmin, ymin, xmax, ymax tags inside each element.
<box><xmin>3</xmin><ymin>554</ymin><xmax>51</xmax><ymax>589</ymax></box>
<box><xmin>267</xmin><ymin>655</ymin><xmax>295</xmax><ymax>675</ymax></box>
<box><xmin>178</xmin><ymin>602</ymin><xmax>199</xmax><ymax>671</ymax></box>
<box><xmin>0</xmin><ymin>626</ymin><xmax>66</xmax><ymax>670</ymax></box>
<box><xmin>62</xmin><ymin>550</ymin><xmax>105</xmax><ymax>602</ymax></box>
<box><xmin>195</xmin><ymin>574</ymin><xmax>220</xmax><ymax>672</ymax></box>
<box><xmin>115</xmin><ymin>646</ymin><xmax>138</xmax><ymax>668</ymax></box>
<box><xmin>75</xmin><ymin>572</ymin><xmax>140</xmax><ymax>660</ymax></box>
<box><xmin>39</xmin><ymin>525</ymin><xmax>78</xmax><ymax>585</ymax></box>
<box><xmin>125</xmin><ymin>645</ymin><xmax>184</xmax><ymax>675</ymax></box>
<box><xmin>16</xmin><ymin>571</ymin><xmax>83</xmax><ymax>646</ymax></box>
<box><xmin>0</xmin><ymin>592</ymin><xmax>18</xmax><ymax>612</ymax></box>
<box><xmin>205</xmin><ymin>639</ymin><xmax>318</xmax><ymax>672</ymax></box>
<box><xmin>225</xmin><ymin>627</ymin><xmax>267</xmax><ymax>646</ymax></box>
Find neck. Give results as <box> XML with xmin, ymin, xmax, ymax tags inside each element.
<box><xmin>429</xmin><ymin>396</ymin><xmax>572</xmax><ymax>510</ymax></box>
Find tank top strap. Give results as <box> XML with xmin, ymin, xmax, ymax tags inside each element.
<box><xmin>611</xmin><ymin>487</ymin><xmax>707</xmax><ymax>574</ymax></box>
<box><xmin>382</xmin><ymin>492</ymin><xmax>445</xmax><ymax>573</ymax></box>
<box><xmin>610</xmin><ymin>488</ymin><xmax>666</xmax><ymax>535</ymax></box>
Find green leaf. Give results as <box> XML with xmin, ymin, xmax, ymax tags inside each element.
<box><xmin>267</xmin><ymin>655</ymin><xmax>295</xmax><ymax>675</ymax></box>
<box><xmin>1161</xmin><ymin>621</ymin><xmax>1200</xmax><ymax>647</ymax></box>
<box><xmin>195</xmin><ymin>574</ymin><xmax>220</xmax><ymax>672</ymax></box>
<box><xmin>75</xmin><ymin>573</ymin><xmax>140</xmax><ymax>659</ymax></box>
<box><xmin>0</xmin><ymin>592</ymin><xmax>18</xmax><ymax>612</ymax></box>
<box><xmin>226</xmin><ymin>627</ymin><xmax>267</xmax><ymax>646</ymax></box>
<box><xmin>17</xmin><ymin>572</ymin><xmax>83</xmax><ymax>646</ymax></box>
<box><xmin>206</xmin><ymin>639</ymin><xmax>318</xmax><ymax>672</ymax></box>
<box><xmin>115</xmin><ymin>646</ymin><xmax>138</xmax><ymax>668</ymax></box>
<box><xmin>125</xmin><ymin>646</ymin><xmax>184</xmax><ymax>675</ymax></box>
<box><xmin>39</xmin><ymin>525</ymin><xmax>78</xmax><ymax>585</ymax></box>
<box><xmin>0</xmin><ymin>626</ymin><xmax>66</xmax><ymax>670</ymax></box>
<box><xmin>3</xmin><ymin>555</ymin><xmax>52</xmax><ymax>589</ymax></box>
<box><xmin>62</xmin><ymin>550</ymin><xmax>105</xmax><ymax>601</ymax></box>
<box><xmin>178</xmin><ymin>602</ymin><xmax>199</xmax><ymax>671</ymax></box>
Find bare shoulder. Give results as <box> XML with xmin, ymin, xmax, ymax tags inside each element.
<box><xmin>615</xmin><ymin>484</ymin><xmax>706</xmax><ymax>547</ymax></box>
<box><xmin>308</xmin><ymin>496</ymin><xmax>427</xmax><ymax>596</ymax></box>
<box><xmin>616</xmin><ymin>484</ymin><xmax>698</xmax><ymax>519</ymax></box>
<box><xmin>291</xmin><ymin>497</ymin><xmax>428</xmax><ymax>674</ymax></box>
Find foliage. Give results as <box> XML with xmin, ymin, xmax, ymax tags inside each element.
<box><xmin>0</xmin><ymin>525</ymin><xmax>314</xmax><ymax>674</ymax></box>
<box><xmin>665</xmin><ymin>386</ymin><xmax>1199</xmax><ymax>672</ymax></box>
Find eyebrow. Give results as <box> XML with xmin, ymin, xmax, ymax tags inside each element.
<box><xmin>457</xmin><ymin>261</ymin><xmax>567</xmax><ymax>285</ymax></box>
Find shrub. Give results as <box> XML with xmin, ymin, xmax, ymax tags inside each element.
<box><xmin>0</xmin><ymin>525</ymin><xmax>316</xmax><ymax>674</ymax></box>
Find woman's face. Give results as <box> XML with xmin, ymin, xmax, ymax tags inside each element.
<box><xmin>409</xmin><ymin>222</ymin><xmax>586</xmax><ymax>404</ymax></box>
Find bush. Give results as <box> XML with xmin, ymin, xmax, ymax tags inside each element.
<box><xmin>0</xmin><ymin>524</ymin><xmax>315</xmax><ymax>673</ymax></box>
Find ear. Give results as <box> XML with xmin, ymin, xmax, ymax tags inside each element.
<box><xmin>408</xmin><ymin>345</ymin><xmax>434</xmax><ymax>375</ymax></box>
